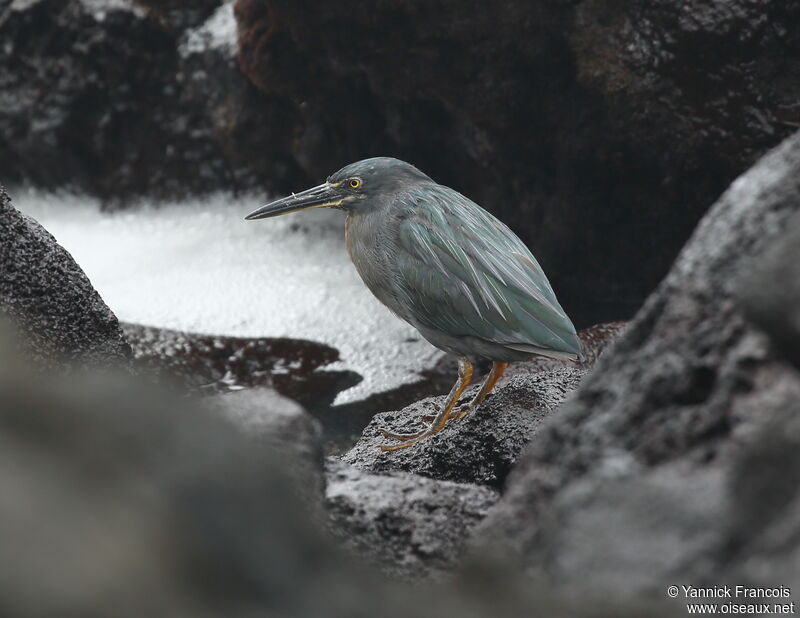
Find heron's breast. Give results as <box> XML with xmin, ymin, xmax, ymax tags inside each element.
<box><xmin>344</xmin><ymin>213</ymin><xmax>401</xmax><ymax>310</ymax></box>
<box><xmin>345</xmin><ymin>214</ymin><xmax>381</xmax><ymax>276</ymax></box>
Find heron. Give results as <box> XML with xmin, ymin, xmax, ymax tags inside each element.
<box><xmin>245</xmin><ymin>157</ymin><xmax>583</xmax><ymax>451</ymax></box>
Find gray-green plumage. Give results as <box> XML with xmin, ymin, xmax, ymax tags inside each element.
<box><xmin>246</xmin><ymin>157</ymin><xmax>583</xmax><ymax>364</ymax></box>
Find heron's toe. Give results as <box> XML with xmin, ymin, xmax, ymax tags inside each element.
<box><xmin>453</xmin><ymin>403</ymin><xmax>475</xmax><ymax>420</ymax></box>
<box><xmin>378</xmin><ymin>440</ymin><xmax>419</xmax><ymax>452</ymax></box>
<box><xmin>378</xmin><ymin>427</ymin><xmax>437</xmax><ymax>451</ymax></box>
<box><xmin>420</xmin><ymin>401</ymin><xmax>442</xmax><ymax>424</ymax></box>
<box><xmin>379</xmin><ymin>426</ymin><xmax>428</xmax><ymax>441</ymax></box>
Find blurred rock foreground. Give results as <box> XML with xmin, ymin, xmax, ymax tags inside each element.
<box><xmin>0</xmin><ymin>368</ymin><xmax>658</xmax><ymax>618</ymax></box>
<box><xmin>3</xmin><ymin>0</ymin><xmax>800</xmax><ymax>324</ymax></box>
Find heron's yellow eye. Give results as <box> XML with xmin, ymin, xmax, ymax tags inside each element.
<box><xmin>348</xmin><ymin>178</ymin><xmax>362</xmax><ymax>189</ymax></box>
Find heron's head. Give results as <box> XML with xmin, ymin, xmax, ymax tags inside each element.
<box><xmin>244</xmin><ymin>157</ymin><xmax>432</xmax><ymax>220</ymax></box>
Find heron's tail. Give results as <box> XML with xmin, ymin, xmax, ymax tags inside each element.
<box><xmin>504</xmin><ymin>342</ymin><xmax>584</xmax><ymax>363</ymax></box>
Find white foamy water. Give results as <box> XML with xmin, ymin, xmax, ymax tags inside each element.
<box><xmin>13</xmin><ymin>190</ymin><xmax>443</xmax><ymax>404</ymax></box>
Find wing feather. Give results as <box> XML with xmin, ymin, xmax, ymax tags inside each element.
<box><xmin>391</xmin><ymin>185</ymin><xmax>581</xmax><ymax>356</ymax></box>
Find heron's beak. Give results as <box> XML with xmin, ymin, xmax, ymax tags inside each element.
<box><xmin>244</xmin><ymin>182</ymin><xmax>344</xmax><ymax>220</ymax></box>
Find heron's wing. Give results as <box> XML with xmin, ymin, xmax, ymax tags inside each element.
<box><xmin>392</xmin><ymin>185</ymin><xmax>581</xmax><ymax>356</ymax></box>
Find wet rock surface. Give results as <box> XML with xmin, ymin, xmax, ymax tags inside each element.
<box><xmin>121</xmin><ymin>323</ymin><xmax>449</xmax><ymax>455</ymax></box>
<box><xmin>474</xmin><ymin>131</ymin><xmax>800</xmax><ymax>600</ymax></box>
<box><xmin>325</xmin><ymin>459</ymin><xmax>498</xmax><ymax>580</ymax></box>
<box><xmin>123</xmin><ymin>323</ymin><xmax>359</xmax><ymax>410</ymax></box>
<box><xmin>0</xmin><ymin>186</ymin><xmax>130</xmax><ymax>366</ymax></box>
<box><xmin>343</xmin><ymin>367</ymin><xmax>586</xmax><ymax>488</ymax></box>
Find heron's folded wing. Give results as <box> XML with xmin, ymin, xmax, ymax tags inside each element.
<box><xmin>393</xmin><ymin>186</ymin><xmax>581</xmax><ymax>355</ymax></box>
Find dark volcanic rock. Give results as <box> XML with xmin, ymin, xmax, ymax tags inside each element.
<box><xmin>474</xmin><ymin>131</ymin><xmax>800</xmax><ymax>600</ymax></box>
<box><xmin>0</xmin><ymin>187</ymin><xmax>129</xmax><ymax>366</ymax></box>
<box><xmin>122</xmin><ymin>323</ymin><xmax>359</xmax><ymax>408</ymax></box>
<box><xmin>233</xmin><ymin>0</ymin><xmax>800</xmax><ymax>325</ymax></box>
<box><xmin>325</xmin><ymin>459</ymin><xmax>498</xmax><ymax>580</ymax></box>
<box><xmin>0</xmin><ymin>0</ymin><xmax>283</xmax><ymax>202</ymax></box>
<box><xmin>739</xmin><ymin>213</ymin><xmax>800</xmax><ymax>370</ymax></box>
<box><xmin>343</xmin><ymin>367</ymin><xmax>586</xmax><ymax>488</ymax></box>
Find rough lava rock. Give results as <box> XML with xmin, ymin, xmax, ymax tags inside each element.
<box><xmin>473</xmin><ymin>130</ymin><xmax>800</xmax><ymax>601</ymax></box>
<box><xmin>0</xmin><ymin>341</ymin><xmax>379</xmax><ymax>618</ymax></box>
<box><xmin>325</xmin><ymin>459</ymin><xmax>498</xmax><ymax>580</ymax></box>
<box><xmin>342</xmin><ymin>367</ymin><xmax>586</xmax><ymax>488</ymax></box>
<box><xmin>0</xmin><ymin>186</ymin><xmax>130</xmax><ymax>366</ymax></box>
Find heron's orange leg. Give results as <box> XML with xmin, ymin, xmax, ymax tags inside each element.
<box><xmin>454</xmin><ymin>361</ymin><xmax>508</xmax><ymax>419</ymax></box>
<box><xmin>379</xmin><ymin>357</ymin><xmax>473</xmax><ymax>450</ymax></box>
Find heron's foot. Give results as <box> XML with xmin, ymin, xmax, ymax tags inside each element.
<box><xmin>378</xmin><ymin>404</ymin><xmax>454</xmax><ymax>447</ymax></box>
<box><xmin>378</xmin><ymin>423</ymin><xmax>448</xmax><ymax>452</ymax></box>
<box><xmin>378</xmin><ymin>402</ymin><xmax>442</xmax><ymax>441</ymax></box>
<box><xmin>378</xmin><ymin>356</ymin><xmax>476</xmax><ymax>454</ymax></box>
<box><xmin>379</xmin><ymin>426</ymin><xmax>430</xmax><ymax>441</ymax></box>
<box><xmin>421</xmin><ymin>400</ymin><xmax>445</xmax><ymax>423</ymax></box>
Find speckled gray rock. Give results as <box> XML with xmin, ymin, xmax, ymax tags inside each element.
<box><xmin>342</xmin><ymin>367</ymin><xmax>586</xmax><ymax>488</ymax></box>
<box><xmin>474</xmin><ymin>131</ymin><xmax>800</xmax><ymax>601</ymax></box>
<box><xmin>210</xmin><ymin>387</ymin><xmax>324</xmax><ymax>510</ymax></box>
<box><xmin>325</xmin><ymin>459</ymin><xmax>498</xmax><ymax>580</ymax></box>
<box><xmin>0</xmin><ymin>186</ymin><xmax>130</xmax><ymax>366</ymax></box>
<box><xmin>739</xmin><ymin>212</ymin><xmax>800</xmax><ymax>370</ymax></box>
